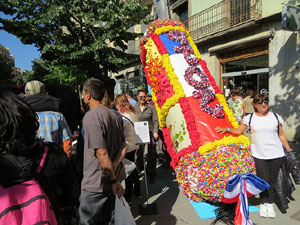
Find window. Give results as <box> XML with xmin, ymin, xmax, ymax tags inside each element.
<box><xmin>173</xmin><ymin>2</ymin><xmax>188</xmax><ymax>22</ymax></box>
<box><xmin>230</xmin><ymin>0</ymin><xmax>251</xmax><ymax>25</ymax></box>
<box><xmin>222</xmin><ymin>55</ymin><xmax>269</xmax><ymax>96</ymax></box>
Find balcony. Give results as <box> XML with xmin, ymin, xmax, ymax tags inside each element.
<box><xmin>183</xmin><ymin>0</ymin><xmax>262</xmax><ymax>42</ymax></box>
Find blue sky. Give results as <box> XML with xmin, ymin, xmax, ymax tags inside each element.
<box><xmin>0</xmin><ymin>13</ymin><xmax>40</xmax><ymax>71</ymax></box>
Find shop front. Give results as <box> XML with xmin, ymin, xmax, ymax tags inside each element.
<box><xmin>215</xmin><ymin>40</ymin><xmax>270</xmax><ymax>97</ymax></box>
<box><xmin>221</xmin><ymin>55</ymin><xmax>269</xmax><ymax>97</ymax></box>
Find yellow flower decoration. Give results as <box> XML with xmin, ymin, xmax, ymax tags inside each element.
<box><xmin>216</xmin><ymin>94</ymin><xmax>239</xmax><ymax>128</ymax></box>
<box><xmin>198</xmin><ymin>135</ymin><xmax>251</xmax><ymax>154</ymax></box>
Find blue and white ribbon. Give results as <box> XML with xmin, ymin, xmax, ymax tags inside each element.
<box><xmin>222</xmin><ymin>173</ymin><xmax>270</xmax><ymax>225</ymax></box>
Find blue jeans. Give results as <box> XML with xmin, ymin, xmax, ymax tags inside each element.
<box><xmin>78</xmin><ymin>189</ymin><xmax>115</xmax><ymax>225</ymax></box>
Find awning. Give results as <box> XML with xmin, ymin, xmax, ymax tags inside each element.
<box><xmin>208</xmin><ymin>30</ymin><xmax>275</xmax><ymax>53</ymax></box>
<box><xmin>222</xmin><ymin>68</ymin><xmax>269</xmax><ymax>77</ymax></box>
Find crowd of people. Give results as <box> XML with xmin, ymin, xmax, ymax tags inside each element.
<box><xmin>0</xmin><ymin>79</ymin><xmax>165</xmax><ymax>225</ymax></box>
<box><xmin>0</xmin><ymin>79</ymin><xmax>297</xmax><ymax>224</ymax></box>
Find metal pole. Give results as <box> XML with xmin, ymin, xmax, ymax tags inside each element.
<box><xmin>143</xmin><ymin>143</ymin><xmax>150</xmax><ymax>205</ymax></box>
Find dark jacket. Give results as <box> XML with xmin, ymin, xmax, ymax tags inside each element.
<box><xmin>0</xmin><ymin>142</ymin><xmax>79</xmax><ymax>208</ymax></box>
<box><xmin>134</xmin><ymin>103</ymin><xmax>159</xmax><ymax>134</ymax></box>
<box><xmin>275</xmin><ymin>151</ymin><xmax>300</xmax><ymax>211</ymax></box>
<box><xmin>24</xmin><ymin>93</ymin><xmax>62</xmax><ymax>113</ymax></box>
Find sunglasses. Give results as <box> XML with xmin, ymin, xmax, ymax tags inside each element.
<box><xmin>139</xmin><ymin>96</ymin><xmax>146</xmax><ymax>100</ymax></box>
<box><xmin>257</xmin><ymin>100</ymin><xmax>269</xmax><ymax>105</ymax></box>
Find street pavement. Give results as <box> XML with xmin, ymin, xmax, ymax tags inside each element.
<box><xmin>128</xmin><ymin>144</ymin><xmax>300</xmax><ymax>225</ymax></box>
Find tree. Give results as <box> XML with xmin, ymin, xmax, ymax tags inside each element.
<box><xmin>0</xmin><ymin>0</ymin><xmax>151</xmax><ymax>90</ymax></box>
<box><xmin>0</xmin><ymin>56</ymin><xmax>13</xmax><ymax>85</ymax></box>
<box><xmin>31</xmin><ymin>59</ymin><xmax>51</xmax><ymax>81</ymax></box>
<box><xmin>28</xmin><ymin>58</ymin><xmax>88</xmax><ymax>88</ymax></box>
<box><xmin>44</xmin><ymin>64</ymin><xmax>89</xmax><ymax>87</ymax></box>
<box><xmin>21</xmin><ymin>70</ymin><xmax>35</xmax><ymax>84</ymax></box>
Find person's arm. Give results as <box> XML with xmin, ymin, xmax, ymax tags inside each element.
<box><xmin>112</xmin><ymin>142</ymin><xmax>128</xmax><ymax>171</ymax></box>
<box><xmin>59</xmin><ymin>114</ymin><xmax>73</xmax><ymax>159</ymax></box>
<box><xmin>215</xmin><ymin>123</ymin><xmax>248</xmax><ymax>135</ymax></box>
<box><xmin>96</xmin><ymin>148</ymin><xmax>124</xmax><ymax>197</ymax></box>
<box><xmin>151</xmin><ymin>106</ymin><xmax>159</xmax><ymax>139</ymax></box>
<box><xmin>278</xmin><ymin>124</ymin><xmax>292</xmax><ymax>152</ymax></box>
<box><xmin>63</xmin><ymin>139</ymin><xmax>72</xmax><ymax>159</ymax></box>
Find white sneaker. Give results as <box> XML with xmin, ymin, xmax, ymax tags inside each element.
<box><xmin>259</xmin><ymin>204</ymin><xmax>268</xmax><ymax>218</ymax></box>
<box><xmin>266</xmin><ymin>203</ymin><xmax>276</xmax><ymax>218</ymax></box>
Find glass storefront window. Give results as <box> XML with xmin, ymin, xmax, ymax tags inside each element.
<box><xmin>222</xmin><ymin>55</ymin><xmax>269</xmax><ymax>97</ymax></box>
<box><xmin>223</xmin><ymin>55</ymin><xmax>268</xmax><ymax>72</ymax></box>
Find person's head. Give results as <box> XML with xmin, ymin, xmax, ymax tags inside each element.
<box><xmin>102</xmin><ymin>90</ymin><xmax>112</xmax><ymax>108</ymax></box>
<box><xmin>0</xmin><ymin>90</ymin><xmax>41</xmax><ymax>155</ymax></box>
<box><xmin>125</xmin><ymin>90</ymin><xmax>134</xmax><ymax>99</ymax></box>
<box><xmin>246</xmin><ymin>90</ymin><xmax>254</xmax><ymax>98</ymax></box>
<box><xmin>231</xmin><ymin>87</ymin><xmax>241</xmax><ymax>100</ymax></box>
<box><xmin>25</xmin><ymin>80</ymin><xmax>46</xmax><ymax>96</ymax></box>
<box><xmin>114</xmin><ymin>94</ymin><xmax>136</xmax><ymax>114</ymax></box>
<box><xmin>137</xmin><ymin>90</ymin><xmax>147</xmax><ymax>105</ymax></box>
<box><xmin>253</xmin><ymin>93</ymin><xmax>269</xmax><ymax>114</ymax></box>
<box><xmin>82</xmin><ymin>78</ymin><xmax>106</xmax><ymax>105</ymax></box>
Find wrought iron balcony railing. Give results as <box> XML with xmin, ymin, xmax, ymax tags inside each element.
<box><xmin>183</xmin><ymin>0</ymin><xmax>262</xmax><ymax>42</ymax></box>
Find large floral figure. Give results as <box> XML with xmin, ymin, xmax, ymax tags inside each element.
<box><xmin>140</xmin><ymin>19</ymin><xmax>269</xmax><ymax>225</ymax></box>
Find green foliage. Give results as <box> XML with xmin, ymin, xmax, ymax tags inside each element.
<box><xmin>21</xmin><ymin>70</ymin><xmax>35</xmax><ymax>83</ymax></box>
<box><xmin>30</xmin><ymin>58</ymin><xmax>88</xmax><ymax>86</ymax></box>
<box><xmin>0</xmin><ymin>56</ymin><xmax>13</xmax><ymax>84</ymax></box>
<box><xmin>44</xmin><ymin>64</ymin><xmax>88</xmax><ymax>87</ymax></box>
<box><xmin>31</xmin><ymin>58</ymin><xmax>50</xmax><ymax>81</ymax></box>
<box><xmin>0</xmin><ymin>0</ymin><xmax>152</xmax><ymax>82</ymax></box>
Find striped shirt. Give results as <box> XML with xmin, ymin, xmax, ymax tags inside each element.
<box><xmin>36</xmin><ymin>111</ymin><xmax>72</xmax><ymax>145</ymax></box>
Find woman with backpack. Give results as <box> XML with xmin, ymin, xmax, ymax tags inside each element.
<box><xmin>215</xmin><ymin>93</ymin><xmax>292</xmax><ymax>219</ymax></box>
<box><xmin>0</xmin><ymin>90</ymin><xmax>79</xmax><ymax>225</ymax></box>
<box><xmin>114</xmin><ymin>94</ymin><xmax>141</xmax><ymax>204</ymax></box>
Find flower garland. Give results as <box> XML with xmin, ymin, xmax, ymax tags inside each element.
<box><xmin>168</xmin><ymin>30</ymin><xmax>224</xmax><ymax>119</ymax></box>
<box><xmin>198</xmin><ymin>59</ymin><xmax>222</xmax><ymax>94</ymax></box>
<box><xmin>161</xmin><ymin>97</ymin><xmax>202</xmax><ymax>168</ymax></box>
<box><xmin>216</xmin><ymin>94</ymin><xmax>239</xmax><ymax>128</ymax></box>
<box><xmin>143</xmin><ymin>38</ymin><xmax>185</xmax><ymax>127</ymax></box>
<box><xmin>158</xmin><ymin>54</ymin><xmax>185</xmax><ymax>127</ymax></box>
<box><xmin>197</xmin><ymin>135</ymin><xmax>250</xmax><ymax>154</ymax></box>
<box><xmin>154</xmin><ymin>25</ymin><xmax>202</xmax><ymax>59</ymax></box>
<box><xmin>149</xmin><ymin>33</ymin><xmax>168</xmax><ymax>55</ymax></box>
<box><xmin>140</xmin><ymin>19</ymin><xmax>185</xmax><ymax>47</ymax></box>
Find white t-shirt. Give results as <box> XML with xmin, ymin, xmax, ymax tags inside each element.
<box><xmin>242</xmin><ymin>112</ymin><xmax>285</xmax><ymax>159</ymax></box>
<box><xmin>121</xmin><ymin>112</ymin><xmax>138</xmax><ymax>152</ymax></box>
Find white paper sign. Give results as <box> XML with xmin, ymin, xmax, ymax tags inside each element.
<box><xmin>134</xmin><ymin>121</ymin><xmax>150</xmax><ymax>144</ymax></box>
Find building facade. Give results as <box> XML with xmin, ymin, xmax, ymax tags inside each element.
<box><xmin>0</xmin><ymin>45</ymin><xmax>15</xmax><ymax>65</ymax></box>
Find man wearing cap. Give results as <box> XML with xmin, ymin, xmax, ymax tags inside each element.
<box><xmin>24</xmin><ymin>80</ymin><xmax>73</xmax><ymax>159</ymax></box>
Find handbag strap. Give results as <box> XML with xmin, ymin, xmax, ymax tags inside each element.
<box><xmin>36</xmin><ymin>145</ymin><xmax>48</xmax><ymax>174</ymax></box>
<box><xmin>121</xmin><ymin>114</ymin><xmax>134</xmax><ymax>127</ymax></box>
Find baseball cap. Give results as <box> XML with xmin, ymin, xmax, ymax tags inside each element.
<box><xmin>25</xmin><ymin>80</ymin><xmax>46</xmax><ymax>96</ymax></box>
